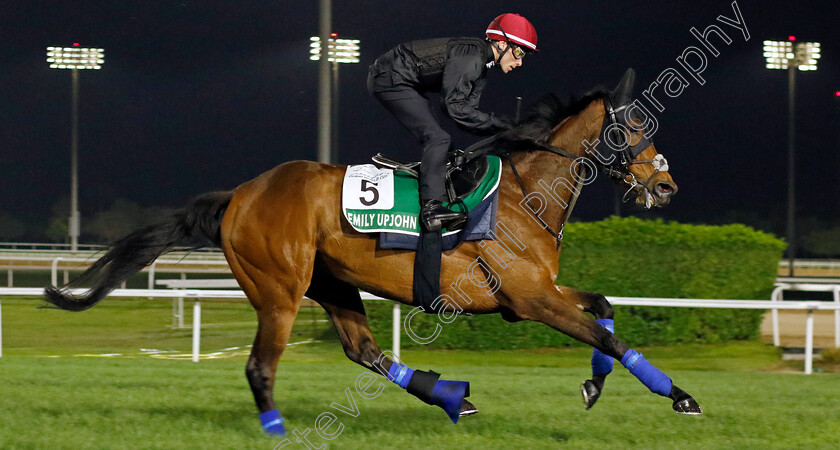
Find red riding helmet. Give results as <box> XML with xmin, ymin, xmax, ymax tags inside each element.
<box><xmin>485</xmin><ymin>13</ymin><xmax>539</xmax><ymax>52</ymax></box>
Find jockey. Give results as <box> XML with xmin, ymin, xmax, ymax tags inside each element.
<box><xmin>367</xmin><ymin>13</ymin><xmax>539</xmax><ymax>231</ymax></box>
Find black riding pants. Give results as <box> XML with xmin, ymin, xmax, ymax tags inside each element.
<box><xmin>367</xmin><ymin>72</ymin><xmax>450</xmax><ymax>202</ymax></box>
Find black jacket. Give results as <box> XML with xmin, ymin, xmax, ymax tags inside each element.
<box><xmin>369</xmin><ymin>37</ymin><xmax>509</xmax><ymax>134</ymax></box>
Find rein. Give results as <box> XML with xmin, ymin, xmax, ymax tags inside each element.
<box><xmin>460</xmin><ymin>135</ymin><xmax>581</xmax><ymax>248</ymax></box>
<box><xmin>460</xmin><ymin>96</ymin><xmax>668</xmax><ymax>247</ymax></box>
<box><xmin>505</xmin><ymin>146</ymin><xmax>586</xmax><ymax>250</ymax></box>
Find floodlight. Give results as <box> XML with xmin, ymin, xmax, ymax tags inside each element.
<box><xmin>310</xmin><ymin>37</ymin><xmax>361</xmax><ymax>63</ymax></box>
<box><xmin>46</xmin><ymin>46</ymin><xmax>105</xmax><ymax>70</ymax></box>
<box><xmin>763</xmin><ymin>39</ymin><xmax>820</xmax><ymax>71</ymax></box>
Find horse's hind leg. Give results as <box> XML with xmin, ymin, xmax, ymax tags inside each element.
<box><xmin>306</xmin><ymin>265</ymin><xmax>476</xmax><ymax>423</ymax></box>
<box><xmin>509</xmin><ymin>286</ymin><xmax>702</xmax><ymax>415</ymax></box>
<box><xmin>227</xmin><ymin>251</ymin><xmax>310</xmax><ymax>435</ymax></box>
<box><xmin>245</xmin><ymin>296</ymin><xmax>299</xmax><ymax>434</ymax></box>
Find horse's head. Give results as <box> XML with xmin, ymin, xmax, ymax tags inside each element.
<box><xmin>597</xmin><ymin>68</ymin><xmax>678</xmax><ymax>208</ymax></box>
<box><xmin>487</xmin><ymin>70</ymin><xmax>677</xmax><ymax>209</ymax></box>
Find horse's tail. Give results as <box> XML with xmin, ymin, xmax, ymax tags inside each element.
<box><xmin>43</xmin><ymin>190</ymin><xmax>234</xmax><ymax>312</ymax></box>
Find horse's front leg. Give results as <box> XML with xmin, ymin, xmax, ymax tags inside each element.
<box><xmin>573</xmin><ymin>290</ymin><xmax>616</xmax><ymax>410</ymax></box>
<box><xmin>509</xmin><ymin>285</ymin><xmax>702</xmax><ymax>414</ymax></box>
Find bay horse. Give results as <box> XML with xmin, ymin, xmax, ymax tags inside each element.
<box><xmin>44</xmin><ymin>69</ymin><xmax>701</xmax><ymax>436</ymax></box>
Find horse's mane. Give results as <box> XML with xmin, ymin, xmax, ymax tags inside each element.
<box><xmin>493</xmin><ymin>88</ymin><xmax>609</xmax><ymax>151</ymax></box>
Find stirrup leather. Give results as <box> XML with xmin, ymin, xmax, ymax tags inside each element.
<box><xmin>372</xmin><ymin>153</ymin><xmax>420</xmax><ymax>178</ymax></box>
<box><xmin>371</xmin><ymin>149</ymin><xmax>488</xmax><ymax>203</ymax></box>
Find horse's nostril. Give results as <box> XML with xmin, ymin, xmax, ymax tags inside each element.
<box><xmin>656</xmin><ymin>183</ymin><xmax>675</xmax><ymax>196</ymax></box>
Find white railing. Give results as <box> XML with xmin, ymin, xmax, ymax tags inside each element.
<box><xmin>779</xmin><ymin>259</ymin><xmax>840</xmax><ymax>269</ymax></box>
<box><xmin>0</xmin><ymin>242</ymin><xmax>108</xmax><ymax>251</ymax></box>
<box><xmin>1</xmin><ymin>250</ymin><xmax>830</xmax><ymax>266</ymax></box>
<box><xmin>155</xmin><ymin>279</ymin><xmax>241</xmax><ymax>329</ymax></box>
<box><xmin>772</xmin><ymin>282</ymin><xmax>840</xmax><ymax>349</ymax></box>
<box><xmin>0</xmin><ymin>288</ymin><xmax>392</xmax><ymax>362</ymax></box>
<box><xmin>1</xmin><ymin>254</ymin><xmax>230</xmax><ymax>288</ymax></box>
<box><xmin>0</xmin><ymin>242</ymin><xmax>224</xmax><ymax>253</ymax></box>
<box><xmin>2</xmin><ymin>288</ymin><xmax>840</xmax><ymax>373</ymax></box>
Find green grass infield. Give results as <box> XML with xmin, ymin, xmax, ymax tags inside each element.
<box><xmin>1</xmin><ymin>297</ymin><xmax>838</xmax><ymax>449</ymax></box>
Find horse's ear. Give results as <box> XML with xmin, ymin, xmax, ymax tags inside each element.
<box><xmin>610</xmin><ymin>68</ymin><xmax>636</xmax><ymax>106</ymax></box>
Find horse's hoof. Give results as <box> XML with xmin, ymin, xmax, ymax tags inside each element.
<box><xmin>431</xmin><ymin>379</ymin><xmax>470</xmax><ymax>423</ymax></box>
<box><xmin>580</xmin><ymin>379</ymin><xmax>601</xmax><ymax>410</ymax></box>
<box><xmin>259</xmin><ymin>409</ymin><xmax>286</xmax><ymax>435</ymax></box>
<box><xmin>459</xmin><ymin>399</ymin><xmax>478</xmax><ymax>417</ymax></box>
<box><xmin>673</xmin><ymin>397</ymin><xmax>703</xmax><ymax>415</ymax></box>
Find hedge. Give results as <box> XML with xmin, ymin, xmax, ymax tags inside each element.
<box><xmin>359</xmin><ymin>216</ymin><xmax>786</xmax><ymax>350</ymax></box>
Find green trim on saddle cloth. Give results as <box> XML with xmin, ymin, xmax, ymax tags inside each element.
<box><xmin>342</xmin><ymin>155</ymin><xmax>502</xmax><ymax>236</ymax></box>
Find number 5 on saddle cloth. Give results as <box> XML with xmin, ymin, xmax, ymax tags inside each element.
<box><xmin>342</xmin><ymin>152</ymin><xmax>502</xmax><ymax>312</ymax></box>
<box><xmin>341</xmin><ymin>153</ymin><xmax>503</xmax><ymax>251</ymax></box>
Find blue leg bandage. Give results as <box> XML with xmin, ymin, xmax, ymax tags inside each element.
<box><xmin>388</xmin><ymin>362</ymin><xmax>415</xmax><ymax>390</ymax></box>
<box><xmin>259</xmin><ymin>409</ymin><xmax>286</xmax><ymax>435</ymax></box>
<box><xmin>621</xmin><ymin>349</ymin><xmax>672</xmax><ymax>397</ymax></box>
<box><xmin>390</xmin><ymin>366</ymin><xmax>470</xmax><ymax>424</ymax></box>
<box><xmin>591</xmin><ymin>318</ymin><xmax>615</xmax><ymax>376</ymax></box>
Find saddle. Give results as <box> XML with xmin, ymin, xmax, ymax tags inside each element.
<box><xmin>371</xmin><ymin>149</ymin><xmax>490</xmax><ymax>205</ymax></box>
<box><xmin>369</xmin><ymin>142</ymin><xmax>501</xmax><ymax>315</ymax></box>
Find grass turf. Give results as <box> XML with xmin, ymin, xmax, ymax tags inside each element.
<box><xmin>1</xmin><ymin>297</ymin><xmax>838</xmax><ymax>449</ymax></box>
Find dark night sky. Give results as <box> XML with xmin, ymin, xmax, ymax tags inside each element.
<box><xmin>2</xmin><ymin>1</ymin><xmax>838</xmax><ymax>238</ymax></box>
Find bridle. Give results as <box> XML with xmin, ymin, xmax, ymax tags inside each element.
<box><xmin>464</xmin><ymin>95</ymin><xmax>670</xmax><ymax>248</ymax></box>
<box><xmin>597</xmin><ymin>96</ymin><xmax>669</xmax><ymax>209</ymax></box>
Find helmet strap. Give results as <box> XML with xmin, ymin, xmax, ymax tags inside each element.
<box><xmin>490</xmin><ymin>41</ymin><xmax>509</xmax><ymax>67</ymax></box>
<box><xmin>489</xmin><ymin>19</ymin><xmax>513</xmax><ymax>68</ymax></box>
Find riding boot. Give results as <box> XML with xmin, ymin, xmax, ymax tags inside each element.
<box><xmin>420</xmin><ymin>200</ymin><xmax>467</xmax><ymax>232</ymax></box>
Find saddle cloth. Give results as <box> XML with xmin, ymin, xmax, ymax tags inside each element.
<box><xmin>342</xmin><ymin>155</ymin><xmax>502</xmax><ymax>250</ymax></box>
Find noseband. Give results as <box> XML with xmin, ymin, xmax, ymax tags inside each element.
<box><xmin>597</xmin><ymin>97</ymin><xmax>669</xmax><ymax>209</ymax></box>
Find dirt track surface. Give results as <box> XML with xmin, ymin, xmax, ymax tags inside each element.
<box><xmin>760</xmin><ymin>310</ymin><xmax>838</xmax><ymax>348</ymax></box>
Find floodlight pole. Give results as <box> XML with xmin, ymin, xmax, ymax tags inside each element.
<box><xmin>763</xmin><ymin>39</ymin><xmax>819</xmax><ymax>275</ymax></box>
<box><xmin>47</xmin><ymin>45</ymin><xmax>104</xmax><ymax>251</ymax></box>
<box><xmin>70</xmin><ymin>68</ymin><xmax>80</xmax><ymax>251</ymax></box>
<box><xmin>318</xmin><ymin>0</ymin><xmax>332</xmax><ymax>164</ymax></box>
<box><xmin>786</xmin><ymin>65</ymin><xmax>796</xmax><ymax>276</ymax></box>
<box><xmin>331</xmin><ymin>61</ymin><xmax>339</xmax><ymax>163</ymax></box>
